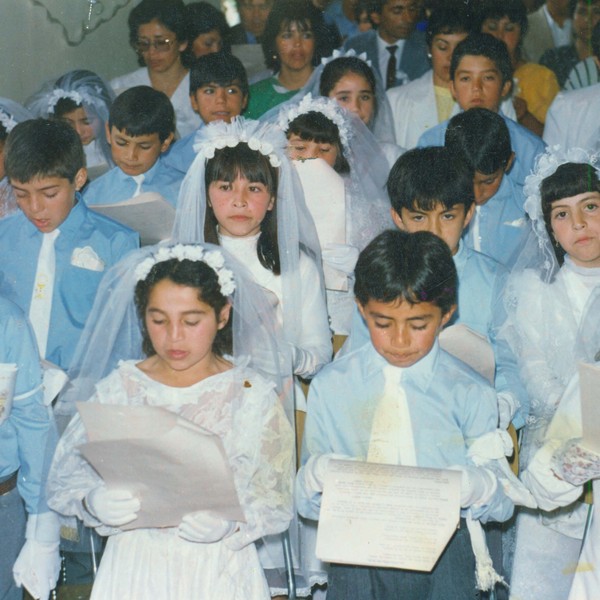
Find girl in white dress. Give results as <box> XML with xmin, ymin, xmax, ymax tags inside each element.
<box><xmin>47</xmin><ymin>243</ymin><xmax>295</xmax><ymax>599</ymax></box>
<box><xmin>501</xmin><ymin>149</ymin><xmax>600</xmax><ymax>599</ymax></box>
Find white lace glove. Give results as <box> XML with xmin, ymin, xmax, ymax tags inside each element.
<box><xmin>13</xmin><ymin>512</ymin><xmax>61</xmax><ymax>600</ymax></box>
<box><xmin>84</xmin><ymin>485</ymin><xmax>140</xmax><ymax>527</ymax></box>
<box><xmin>450</xmin><ymin>465</ymin><xmax>498</xmax><ymax>508</ymax></box>
<box><xmin>497</xmin><ymin>391</ymin><xmax>520</xmax><ymax>430</ymax></box>
<box><xmin>302</xmin><ymin>453</ymin><xmax>354</xmax><ymax>495</ymax></box>
<box><xmin>178</xmin><ymin>511</ymin><xmax>236</xmax><ymax>543</ymax></box>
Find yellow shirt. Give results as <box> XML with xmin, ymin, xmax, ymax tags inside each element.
<box><xmin>514</xmin><ymin>63</ymin><xmax>560</xmax><ymax>124</ymax></box>
<box><xmin>434</xmin><ymin>85</ymin><xmax>455</xmax><ymax>123</ymax></box>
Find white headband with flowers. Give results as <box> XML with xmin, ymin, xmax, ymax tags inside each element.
<box><xmin>193</xmin><ymin>117</ymin><xmax>284</xmax><ymax>168</ymax></box>
<box><xmin>278</xmin><ymin>93</ymin><xmax>352</xmax><ymax>148</ymax></box>
<box><xmin>46</xmin><ymin>86</ymin><xmax>105</xmax><ymax>114</ymax></box>
<box><xmin>321</xmin><ymin>48</ymin><xmax>372</xmax><ymax>69</ymax></box>
<box><xmin>134</xmin><ymin>244</ymin><xmax>236</xmax><ymax>297</ymax></box>
<box><xmin>0</xmin><ymin>110</ymin><xmax>18</xmax><ymax>133</ymax></box>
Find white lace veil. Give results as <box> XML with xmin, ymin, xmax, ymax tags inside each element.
<box><xmin>275</xmin><ymin>93</ymin><xmax>393</xmax><ymax>252</ymax></box>
<box><xmin>0</xmin><ymin>98</ymin><xmax>34</xmax><ymax>218</ymax></box>
<box><xmin>501</xmin><ymin>146</ymin><xmax>600</xmax><ymax>436</ymax></box>
<box><xmin>171</xmin><ymin>117</ymin><xmax>325</xmax><ymax>349</ymax></box>
<box><xmin>25</xmin><ymin>70</ymin><xmax>115</xmax><ymax>169</ymax></box>
<box><xmin>55</xmin><ymin>241</ymin><xmax>292</xmax><ymax>425</ymax></box>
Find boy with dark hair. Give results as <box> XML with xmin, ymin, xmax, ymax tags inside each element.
<box><xmin>417</xmin><ymin>33</ymin><xmax>546</xmax><ymax>188</ymax></box>
<box><xmin>0</xmin><ymin>119</ymin><xmax>139</xmax><ymax>370</ymax></box>
<box><xmin>297</xmin><ymin>229</ymin><xmax>515</xmax><ymax>599</ymax></box>
<box><xmin>164</xmin><ymin>52</ymin><xmax>249</xmax><ymax>175</ymax></box>
<box><xmin>83</xmin><ymin>86</ymin><xmax>182</xmax><ymax>206</ymax></box>
<box><xmin>445</xmin><ymin>108</ymin><xmax>531</xmax><ymax>269</ymax></box>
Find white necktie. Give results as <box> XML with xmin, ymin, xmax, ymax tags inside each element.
<box><xmin>29</xmin><ymin>229</ymin><xmax>60</xmax><ymax>357</ymax></box>
<box><xmin>132</xmin><ymin>174</ymin><xmax>145</xmax><ymax>197</ymax></box>
<box><xmin>367</xmin><ymin>365</ymin><xmax>417</xmax><ymax>466</ymax></box>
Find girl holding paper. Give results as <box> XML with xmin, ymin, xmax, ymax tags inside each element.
<box><xmin>47</xmin><ymin>243</ymin><xmax>294</xmax><ymax>599</ymax></box>
<box><xmin>501</xmin><ymin>150</ymin><xmax>600</xmax><ymax>599</ymax></box>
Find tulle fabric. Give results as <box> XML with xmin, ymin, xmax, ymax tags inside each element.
<box><xmin>48</xmin><ymin>360</ymin><xmax>293</xmax><ymax>598</ymax></box>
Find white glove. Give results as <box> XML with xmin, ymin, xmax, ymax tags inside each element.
<box><xmin>13</xmin><ymin>512</ymin><xmax>61</xmax><ymax>600</ymax></box>
<box><xmin>178</xmin><ymin>511</ymin><xmax>236</xmax><ymax>543</ymax></box>
<box><xmin>451</xmin><ymin>465</ymin><xmax>497</xmax><ymax>508</ymax></box>
<box><xmin>84</xmin><ymin>485</ymin><xmax>140</xmax><ymax>527</ymax></box>
<box><xmin>497</xmin><ymin>391</ymin><xmax>520</xmax><ymax>430</ymax></box>
<box><xmin>303</xmin><ymin>453</ymin><xmax>354</xmax><ymax>494</ymax></box>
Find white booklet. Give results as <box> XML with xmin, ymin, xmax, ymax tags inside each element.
<box><xmin>77</xmin><ymin>402</ymin><xmax>244</xmax><ymax>530</ymax></box>
<box><xmin>316</xmin><ymin>459</ymin><xmax>461</xmax><ymax>571</ymax></box>
<box><xmin>90</xmin><ymin>192</ymin><xmax>175</xmax><ymax>246</ymax></box>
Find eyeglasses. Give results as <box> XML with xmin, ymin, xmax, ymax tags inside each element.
<box><xmin>133</xmin><ymin>38</ymin><xmax>176</xmax><ymax>53</ymax></box>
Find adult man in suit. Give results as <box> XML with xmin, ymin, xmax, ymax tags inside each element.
<box><xmin>343</xmin><ymin>0</ymin><xmax>429</xmax><ymax>89</ymax></box>
<box><xmin>523</xmin><ymin>0</ymin><xmax>572</xmax><ymax>62</ymax></box>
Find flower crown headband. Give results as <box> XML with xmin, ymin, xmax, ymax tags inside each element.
<box><xmin>134</xmin><ymin>244</ymin><xmax>236</xmax><ymax>297</ymax></box>
<box><xmin>321</xmin><ymin>48</ymin><xmax>372</xmax><ymax>69</ymax></box>
<box><xmin>278</xmin><ymin>93</ymin><xmax>352</xmax><ymax>148</ymax></box>
<box><xmin>46</xmin><ymin>85</ymin><xmax>106</xmax><ymax>114</ymax></box>
<box><xmin>524</xmin><ymin>145</ymin><xmax>600</xmax><ymax>225</ymax></box>
<box><xmin>193</xmin><ymin>117</ymin><xmax>285</xmax><ymax>167</ymax></box>
<box><xmin>0</xmin><ymin>109</ymin><xmax>17</xmax><ymax>134</ymax></box>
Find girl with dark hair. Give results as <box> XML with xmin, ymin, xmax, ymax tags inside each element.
<box><xmin>47</xmin><ymin>242</ymin><xmax>295</xmax><ymax>598</ymax></box>
<box><xmin>110</xmin><ymin>0</ymin><xmax>202</xmax><ymax>138</ymax></box>
<box><xmin>502</xmin><ymin>149</ymin><xmax>600</xmax><ymax>599</ymax></box>
<box><xmin>245</xmin><ymin>0</ymin><xmax>335</xmax><ymax>118</ymax></box>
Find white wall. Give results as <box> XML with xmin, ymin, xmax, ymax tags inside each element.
<box><xmin>0</xmin><ymin>0</ymin><xmax>225</xmax><ymax>103</ymax></box>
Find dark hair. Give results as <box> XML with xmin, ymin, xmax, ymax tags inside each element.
<box><xmin>353</xmin><ymin>0</ymin><xmax>378</xmax><ymax>25</ymax></box>
<box><xmin>186</xmin><ymin>2</ymin><xmax>230</xmax><ymax>47</ymax></box>
<box><xmin>541</xmin><ymin>162</ymin><xmax>600</xmax><ymax>266</ymax></box>
<box><xmin>128</xmin><ymin>0</ymin><xmax>189</xmax><ymax>67</ymax></box>
<box><xmin>319</xmin><ymin>56</ymin><xmax>378</xmax><ymax>121</ymax></box>
<box><xmin>425</xmin><ymin>3</ymin><xmax>471</xmax><ymax>47</ymax></box>
<box><xmin>450</xmin><ymin>33</ymin><xmax>513</xmax><ymax>85</ymax></box>
<box><xmin>473</xmin><ymin>0</ymin><xmax>528</xmax><ymax>37</ymax></box>
<box><xmin>593</xmin><ymin>21</ymin><xmax>600</xmax><ymax>57</ymax></box>
<box><xmin>445</xmin><ymin>108</ymin><xmax>512</xmax><ymax>175</ymax></box>
<box><xmin>354</xmin><ymin>229</ymin><xmax>457</xmax><ymax>315</ymax></box>
<box><xmin>4</xmin><ymin>119</ymin><xmax>84</xmax><ymax>183</ymax></box>
<box><xmin>189</xmin><ymin>52</ymin><xmax>249</xmax><ymax>97</ymax></box>
<box><xmin>387</xmin><ymin>147</ymin><xmax>475</xmax><ymax>214</ymax></box>
<box><xmin>286</xmin><ymin>111</ymin><xmax>350</xmax><ymax>174</ymax></box>
<box><xmin>261</xmin><ymin>0</ymin><xmax>331</xmax><ymax>71</ymax></box>
<box><xmin>204</xmin><ymin>143</ymin><xmax>280</xmax><ymax>274</ymax></box>
<box><xmin>108</xmin><ymin>86</ymin><xmax>175</xmax><ymax>142</ymax></box>
<box><xmin>134</xmin><ymin>258</ymin><xmax>232</xmax><ymax>357</ymax></box>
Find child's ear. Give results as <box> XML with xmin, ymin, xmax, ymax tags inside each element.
<box><xmin>463</xmin><ymin>203</ymin><xmax>476</xmax><ymax>228</ymax></box>
<box><xmin>160</xmin><ymin>133</ymin><xmax>175</xmax><ymax>153</ymax></box>
<box><xmin>501</xmin><ymin>78</ymin><xmax>513</xmax><ymax>99</ymax></box>
<box><xmin>449</xmin><ymin>80</ymin><xmax>457</xmax><ymax>102</ymax></box>
<box><xmin>105</xmin><ymin>123</ymin><xmax>112</xmax><ymax>145</ymax></box>
<box><xmin>74</xmin><ymin>167</ymin><xmax>88</xmax><ymax>191</ymax></box>
<box><xmin>440</xmin><ymin>304</ymin><xmax>456</xmax><ymax>329</ymax></box>
<box><xmin>241</xmin><ymin>95</ymin><xmax>249</xmax><ymax>112</ymax></box>
<box><xmin>504</xmin><ymin>152</ymin><xmax>516</xmax><ymax>174</ymax></box>
<box><xmin>391</xmin><ymin>208</ymin><xmax>406</xmax><ymax>231</ymax></box>
<box><xmin>217</xmin><ymin>303</ymin><xmax>232</xmax><ymax>329</ymax></box>
<box><xmin>267</xmin><ymin>195</ymin><xmax>275</xmax><ymax>211</ymax></box>
<box><xmin>356</xmin><ymin>298</ymin><xmax>367</xmax><ymax>320</ymax></box>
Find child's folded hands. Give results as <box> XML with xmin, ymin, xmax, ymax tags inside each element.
<box><xmin>302</xmin><ymin>453</ymin><xmax>356</xmax><ymax>494</ymax></box>
<box><xmin>449</xmin><ymin>465</ymin><xmax>498</xmax><ymax>508</ymax></box>
<box><xmin>178</xmin><ymin>511</ymin><xmax>236</xmax><ymax>543</ymax></box>
<box><xmin>84</xmin><ymin>485</ymin><xmax>140</xmax><ymax>527</ymax></box>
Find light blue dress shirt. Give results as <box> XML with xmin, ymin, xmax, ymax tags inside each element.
<box><xmin>463</xmin><ymin>175</ymin><xmax>531</xmax><ymax>269</ymax></box>
<box><xmin>83</xmin><ymin>157</ymin><xmax>184</xmax><ymax>207</ymax></box>
<box><xmin>296</xmin><ymin>341</ymin><xmax>513</xmax><ymax>523</ymax></box>
<box><xmin>0</xmin><ymin>198</ymin><xmax>139</xmax><ymax>370</ymax></box>
<box><xmin>0</xmin><ymin>297</ymin><xmax>53</xmax><ymax>514</ymax></box>
<box><xmin>342</xmin><ymin>242</ymin><xmax>528</xmax><ymax>427</ymax></box>
<box><xmin>161</xmin><ymin>128</ymin><xmax>201</xmax><ymax>176</ymax></box>
<box><xmin>416</xmin><ymin>111</ymin><xmax>546</xmax><ymax>188</ymax></box>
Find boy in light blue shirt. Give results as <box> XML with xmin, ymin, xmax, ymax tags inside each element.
<box><xmin>417</xmin><ymin>33</ymin><xmax>545</xmax><ymax>188</ymax></box>
<box><xmin>83</xmin><ymin>86</ymin><xmax>182</xmax><ymax>207</ymax></box>
<box><xmin>163</xmin><ymin>52</ymin><xmax>249</xmax><ymax>176</ymax></box>
<box><xmin>0</xmin><ymin>119</ymin><xmax>139</xmax><ymax>372</ymax></box>
<box><xmin>445</xmin><ymin>108</ymin><xmax>531</xmax><ymax>269</ymax></box>
<box><xmin>0</xmin><ymin>296</ymin><xmax>59</xmax><ymax>600</ymax></box>
<box><xmin>297</xmin><ymin>230</ymin><xmax>515</xmax><ymax>599</ymax></box>
<box><xmin>344</xmin><ymin>146</ymin><xmax>527</xmax><ymax>429</ymax></box>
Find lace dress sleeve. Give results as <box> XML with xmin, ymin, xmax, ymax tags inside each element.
<box><xmin>224</xmin><ymin>372</ymin><xmax>295</xmax><ymax>551</ymax></box>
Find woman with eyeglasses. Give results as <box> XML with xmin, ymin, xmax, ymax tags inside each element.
<box><xmin>111</xmin><ymin>0</ymin><xmax>202</xmax><ymax>138</ymax></box>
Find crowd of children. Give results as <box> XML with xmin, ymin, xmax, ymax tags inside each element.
<box><xmin>1</xmin><ymin>0</ymin><xmax>599</xmax><ymax>599</ymax></box>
